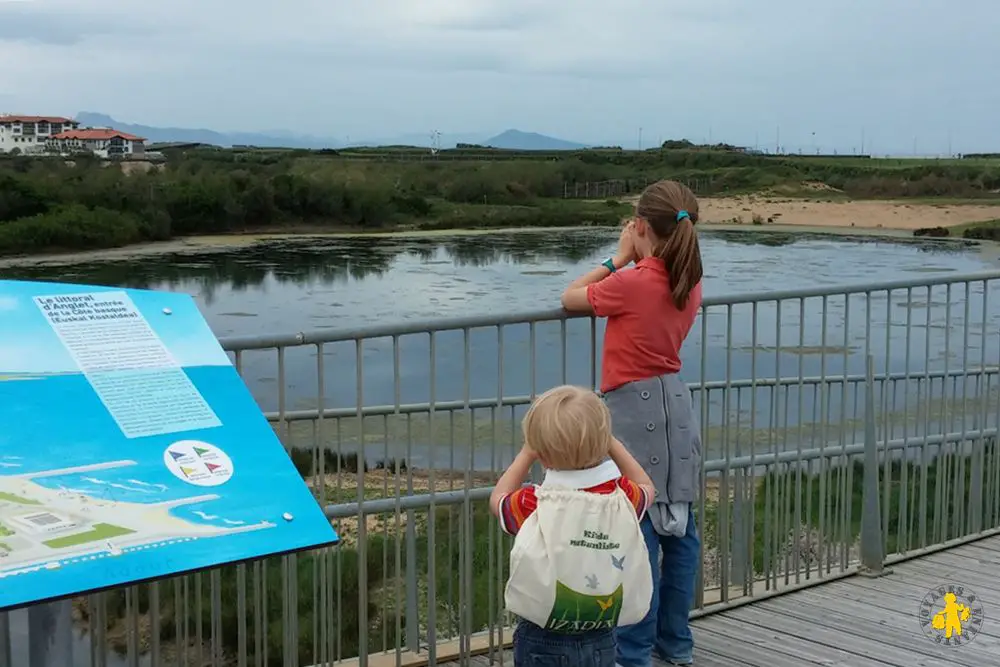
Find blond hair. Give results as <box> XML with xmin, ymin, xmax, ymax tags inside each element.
<box><xmin>522</xmin><ymin>385</ymin><xmax>612</xmax><ymax>470</ymax></box>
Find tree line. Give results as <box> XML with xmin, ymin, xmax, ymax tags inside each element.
<box><xmin>1</xmin><ymin>148</ymin><xmax>999</xmax><ymax>256</ymax></box>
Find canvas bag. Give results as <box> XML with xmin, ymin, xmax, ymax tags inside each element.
<box><xmin>504</xmin><ymin>484</ymin><xmax>652</xmax><ymax>632</ymax></box>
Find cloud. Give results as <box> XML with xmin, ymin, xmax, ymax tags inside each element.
<box><xmin>0</xmin><ymin>0</ymin><xmax>997</xmax><ymax>154</ymax></box>
<box><xmin>0</xmin><ymin>3</ymin><xmax>166</xmax><ymax>45</ymax></box>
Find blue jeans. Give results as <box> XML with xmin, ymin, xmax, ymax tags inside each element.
<box><xmin>615</xmin><ymin>509</ymin><xmax>699</xmax><ymax>666</ymax></box>
<box><xmin>514</xmin><ymin>620</ymin><xmax>616</xmax><ymax>667</ymax></box>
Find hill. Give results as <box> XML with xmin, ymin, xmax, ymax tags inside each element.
<box><xmin>74</xmin><ymin>112</ymin><xmax>342</xmax><ymax>149</ymax></box>
<box><xmin>483</xmin><ymin>129</ymin><xmax>587</xmax><ymax>150</ymax></box>
<box><xmin>72</xmin><ymin>115</ymin><xmax>587</xmax><ymax>151</ymax></box>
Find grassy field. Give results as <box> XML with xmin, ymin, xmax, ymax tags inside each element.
<box><xmin>43</xmin><ymin>523</ymin><xmax>135</xmax><ymax>549</ymax></box>
<box><xmin>4</xmin><ymin>144</ymin><xmax>1000</xmax><ymax>256</ymax></box>
<box><xmin>0</xmin><ymin>491</ymin><xmax>41</xmax><ymax>505</ymax></box>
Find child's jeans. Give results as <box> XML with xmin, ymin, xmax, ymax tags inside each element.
<box><xmin>513</xmin><ymin>620</ymin><xmax>615</xmax><ymax>667</ymax></box>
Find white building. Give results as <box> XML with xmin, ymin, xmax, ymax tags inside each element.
<box><xmin>46</xmin><ymin>128</ymin><xmax>146</xmax><ymax>159</ymax></box>
<box><xmin>0</xmin><ymin>115</ymin><xmax>80</xmax><ymax>154</ymax></box>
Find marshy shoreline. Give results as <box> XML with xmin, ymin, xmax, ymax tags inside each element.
<box><xmin>3</xmin><ymin>195</ymin><xmax>998</xmax><ymax>269</ymax></box>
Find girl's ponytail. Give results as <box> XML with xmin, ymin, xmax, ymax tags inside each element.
<box><xmin>638</xmin><ymin>180</ymin><xmax>704</xmax><ymax>310</ymax></box>
<box><xmin>653</xmin><ymin>214</ymin><xmax>702</xmax><ymax>310</ymax></box>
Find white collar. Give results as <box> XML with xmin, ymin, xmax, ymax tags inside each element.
<box><xmin>541</xmin><ymin>459</ymin><xmax>621</xmax><ymax>489</ymax></box>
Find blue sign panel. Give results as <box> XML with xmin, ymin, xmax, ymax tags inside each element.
<box><xmin>0</xmin><ymin>281</ymin><xmax>338</xmax><ymax>610</ymax></box>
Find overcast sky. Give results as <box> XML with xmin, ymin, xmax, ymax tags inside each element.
<box><xmin>1</xmin><ymin>0</ymin><xmax>997</xmax><ymax>154</ymax></box>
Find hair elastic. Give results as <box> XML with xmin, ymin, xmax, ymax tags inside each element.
<box><xmin>676</xmin><ymin>210</ymin><xmax>690</xmax><ymax>222</ymax></box>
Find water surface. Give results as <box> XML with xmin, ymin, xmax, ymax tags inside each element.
<box><xmin>8</xmin><ymin>229</ymin><xmax>1000</xmax><ymax>465</ymax></box>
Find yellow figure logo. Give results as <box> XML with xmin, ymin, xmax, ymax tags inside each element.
<box><xmin>596</xmin><ymin>597</ymin><xmax>614</xmax><ymax>612</ymax></box>
<box><xmin>931</xmin><ymin>593</ymin><xmax>971</xmax><ymax>639</ymax></box>
<box><xmin>919</xmin><ymin>585</ymin><xmax>984</xmax><ymax>646</ymax></box>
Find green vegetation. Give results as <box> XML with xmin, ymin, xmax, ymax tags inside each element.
<box><xmin>955</xmin><ymin>218</ymin><xmax>1000</xmax><ymax>240</ymax></box>
<box><xmin>914</xmin><ymin>218</ymin><xmax>1000</xmax><ymax>240</ymax></box>
<box><xmin>3</xmin><ymin>145</ymin><xmax>1000</xmax><ymax>256</ymax></box>
<box><xmin>0</xmin><ymin>522</ymin><xmax>12</xmax><ymax>537</ymax></box>
<box><xmin>43</xmin><ymin>523</ymin><xmax>134</xmax><ymax>548</ymax></box>
<box><xmin>751</xmin><ymin>453</ymin><xmax>993</xmax><ymax>573</ymax></box>
<box><xmin>0</xmin><ymin>491</ymin><xmax>41</xmax><ymax>505</ymax></box>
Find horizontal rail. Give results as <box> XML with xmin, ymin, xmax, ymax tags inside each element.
<box><xmin>266</xmin><ymin>366</ymin><xmax>999</xmax><ymax>423</ymax></box>
<box><xmin>221</xmin><ymin>270</ymin><xmax>1000</xmax><ymax>349</ymax></box>
<box><xmin>326</xmin><ymin>487</ymin><xmax>492</xmax><ymax>518</ymax></box>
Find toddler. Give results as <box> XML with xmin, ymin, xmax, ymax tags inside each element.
<box><xmin>490</xmin><ymin>385</ymin><xmax>655</xmax><ymax>667</ymax></box>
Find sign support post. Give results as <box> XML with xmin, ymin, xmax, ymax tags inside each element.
<box><xmin>27</xmin><ymin>601</ymin><xmax>73</xmax><ymax>667</ymax></box>
<box><xmin>0</xmin><ymin>612</ymin><xmax>11</xmax><ymax>667</ymax></box>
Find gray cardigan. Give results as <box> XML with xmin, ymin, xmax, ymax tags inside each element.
<box><xmin>603</xmin><ymin>373</ymin><xmax>702</xmax><ymax>537</ymax></box>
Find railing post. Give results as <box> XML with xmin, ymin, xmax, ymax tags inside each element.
<box><xmin>405</xmin><ymin>512</ymin><xmax>419</xmax><ymax>653</ymax></box>
<box><xmin>730</xmin><ymin>473</ymin><xmax>749</xmax><ymax>588</ymax></box>
<box><xmin>860</xmin><ymin>355</ymin><xmax>892</xmax><ymax>578</ymax></box>
<box><xmin>0</xmin><ymin>612</ymin><xmax>11</xmax><ymax>667</ymax></box>
<box><xmin>27</xmin><ymin>600</ymin><xmax>73</xmax><ymax>667</ymax></box>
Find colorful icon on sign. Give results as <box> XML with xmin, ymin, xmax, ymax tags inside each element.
<box><xmin>163</xmin><ymin>441</ymin><xmax>234</xmax><ymax>487</ymax></box>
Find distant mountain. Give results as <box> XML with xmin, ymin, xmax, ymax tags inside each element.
<box><xmin>74</xmin><ymin>112</ymin><xmax>342</xmax><ymax>149</ymax></box>
<box><xmin>343</xmin><ymin>131</ymin><xmax>488</xmax><ymax>149</ymax></box>
<box><xmin>72</xmin><ymin>114</ymin><xmax>588</xmax><ymax>151</ymax></box>
<box><xmin>483</xmin><ymin>129</ymin><xmax>586</xmax><ymax>150</ymax></box>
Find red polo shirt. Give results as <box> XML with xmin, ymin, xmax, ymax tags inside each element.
<box><xmin>586</xmin><ymin>258</ymin><xmax>701</xmax><ymax>393</ymax></box>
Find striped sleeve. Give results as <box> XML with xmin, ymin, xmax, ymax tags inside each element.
<box><xmin>617</xmin><ymin>477</ymin><xmax>652</xmax><ymax>519</ymax></box>
<box><xmin>498</xmin><ymin>486</ymin><xmax>538</xmax><ymax>535</ymax></box>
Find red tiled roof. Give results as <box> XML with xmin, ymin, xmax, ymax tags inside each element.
<box><xmin>50</xmin><ymin>129</ymin><xmax>145</xmax><ymax>142</ymax></box>
<box><xmin>0</xmin><ymin>115</ymin><xmax>77</xmax><ymax>124</ymax></box>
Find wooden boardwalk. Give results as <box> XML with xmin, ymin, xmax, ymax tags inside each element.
<box><xmin>437</xmin><ymin>534</ymin><xmax>1000</xmax><ymax>667</ymax></box>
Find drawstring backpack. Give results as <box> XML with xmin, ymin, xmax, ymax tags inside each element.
<box><xmin>504</xmin><ymin>483</ymin><xmax>652</xmax><ymax>632</ymax></box>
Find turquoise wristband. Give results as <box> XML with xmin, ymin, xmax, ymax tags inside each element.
<box><xmin>602</xmin><ymin>258</ymin><xmax>616</xmax><ymax>273</ymax></box>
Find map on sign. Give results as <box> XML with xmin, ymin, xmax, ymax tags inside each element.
<box><xmin>0</xmin><ymin>281</ymin><xmax>338</xmax><ymax>611</ymax></box>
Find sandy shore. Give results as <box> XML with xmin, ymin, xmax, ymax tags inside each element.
<box><xmin>2</xmin><ymin>197</ymin><xmax>998</xmax><ymax>268</ymax></box>
<box><xmin>697</xmin><ymin>195</ymin><xmax>1000</xmax><ymax>230</ymax></box>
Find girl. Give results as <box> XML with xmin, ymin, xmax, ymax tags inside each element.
<box><xmin>560</xmin><ymin>180</ymin><xmax>704</xmax><ymax>667</ymax></box>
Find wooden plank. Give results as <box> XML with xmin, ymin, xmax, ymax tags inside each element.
<box><xmin>693</xmin><ymin>616</ymin><xmax>888</xmax><ymax>666</ymax></box>
<box><xmin>941</xmin><ymin>543</ymin><xmax>1000</xmax><ymax>564</ymax></box>
<box><xmin>662</xmin><ymin>649</ymin><xmax>755</xmax><ymax>667</ymax></box>
<box><xmin>791</xmin><ymin>587</ymin><xmax>1000</xmax><ymax>639</ymax></box>
<box><xmin>897</xmin><ymin>560</ymin><xmax>1000</xmax><ymax>595</ymax></box>
<box><xmin>729</xmin><ymin>605</ymin><xmax>963</xmax><ymax>666</ymax></box>
<box><xmin>855</xmin><ymin>559</ymin><xmax>1000</xmax><ymax>603</ymax></box>
<box><xmin>430</xmin><ymin>642</ymin><xmax>762</xmax><ymax>667</ymax></box>
<box><xmin>337</xmin><ymin>631</ymin><xmax>513</xmax><ymax>667</ymax></box>
<box><xmin>957</xmin><ymin>542</ymin><xmax>1000</xmax><ymax>560</ymax></box>
<box><xmin>964</xmin><ymin>537</ymin><xmax>1000</xmax><ymax>552</ymax></box>
<box><xmin>754</xmin><ymin>589</ymin><xmax>1000</xmax><ymax>663</ymax></box>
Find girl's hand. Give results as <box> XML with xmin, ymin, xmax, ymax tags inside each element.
<box><xmin>614</xmin><ymin>220</ymin><xmax>637</xmax><ymax>267</ymax></box>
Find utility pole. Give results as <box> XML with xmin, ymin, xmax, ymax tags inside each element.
<box><xmin>775</xmin><ymin>126</ymin><xmax>780</xmax><ymax>154</ymax></box>
<box><xmin>638</xmin><ymin>127</ymin><xmax>642</xmax><ymax>151</ymax></box>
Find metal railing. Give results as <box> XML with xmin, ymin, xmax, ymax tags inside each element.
<box><xmin>4</xmin><ymin>271</ymin><xmax>1000</xmax><ymax>667</ymax></box>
